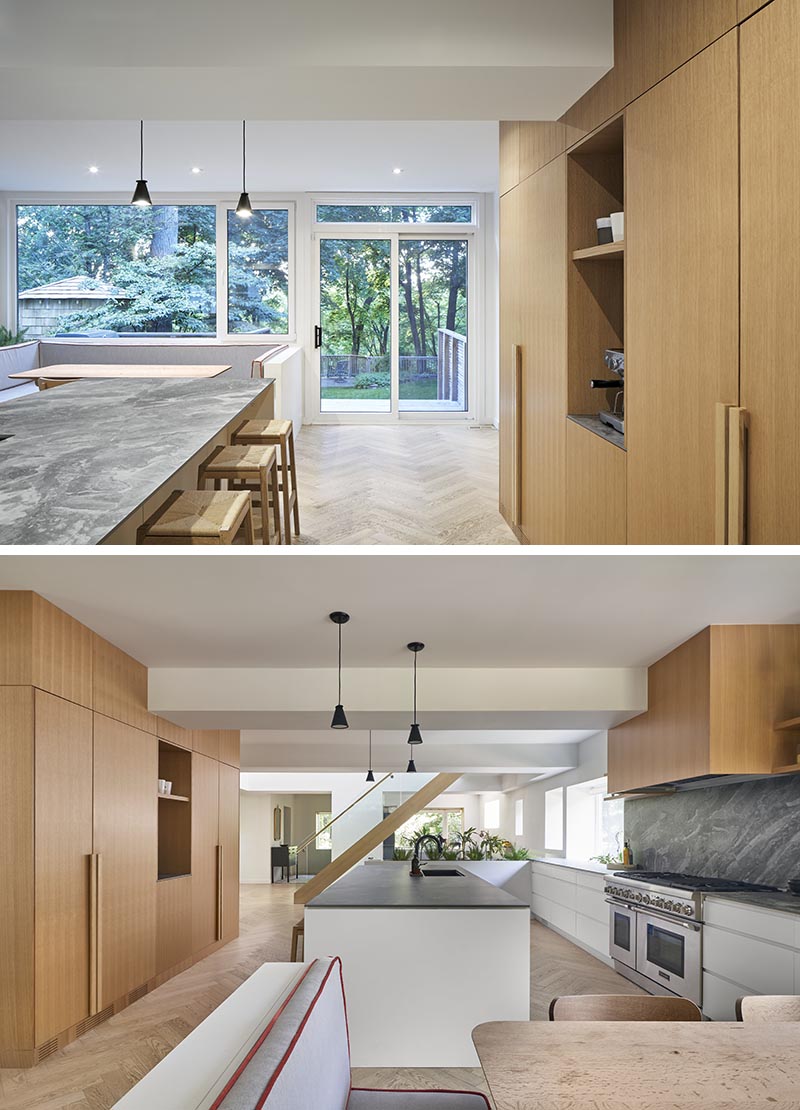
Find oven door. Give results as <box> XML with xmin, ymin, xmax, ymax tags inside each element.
<box><xmin>636</xmin><ymin>909</ymin><xmax>702</xmax><ymax>1006</ymax></box>
<box><xmin>608</xmin><ymin>900</ymin><xmax>637</xmax><ymax>969</ymax></box>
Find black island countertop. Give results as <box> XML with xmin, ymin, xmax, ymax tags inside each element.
<box><xmin>0</xmin><ymin>377</ymin><xmax>274</xmax><ymax>545</ymax></box>
<box><xmin>306</xmin><ymin>861</ymin><xmax>528</xmax><ymax>910</ymax></box>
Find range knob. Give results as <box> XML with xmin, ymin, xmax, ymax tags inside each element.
<box><xmin>641</xmin><ymin>894</ymin><xmax>651</xmax><ymax>905</ymax></box>
<box><xmin>634</xmin><ymin>891</ymin><xmax>643</xmax><ymax>902</ymax></box>
<box><xmin>683</xmin><ymin>904</ymin><xmax>694</xmax><ymax>917</ymax></box>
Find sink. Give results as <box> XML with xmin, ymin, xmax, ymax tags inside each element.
<box><xmin>420</xmin><ymin>868</ymin><xmax>464</xmax><ymax>877</ymax></box>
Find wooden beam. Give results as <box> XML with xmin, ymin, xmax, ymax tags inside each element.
<box><xmin>293</xmin><ymin>772</ymin><xmax>461</xmax><ymax>905</ymax></box>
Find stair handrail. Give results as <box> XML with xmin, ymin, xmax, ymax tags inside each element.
<box><xmin>293</xmin><ymin>771</ymin><xmax>395</xmax><ymax>853</ymax></box>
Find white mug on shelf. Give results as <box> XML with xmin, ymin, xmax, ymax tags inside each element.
<box><xmin>610</xmin><ymin>211</ymin><xmax>625</xmax><ymax>243</ymax></box>
<box><xmin>158</xmin><ymin>778</ymin><xmax>167</xmax><ymax>794</ymax></box>
<box><xmin>164</xmin><ymin>780</ymin><xmax>172</xmax><ymax>795</ymax></box>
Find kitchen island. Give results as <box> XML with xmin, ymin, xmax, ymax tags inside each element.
<box><xmin>304</xmin><ymin>861</ymin><xmax>530</xmax><ymax>1067</ymax></box>
<box><xmin>0</xmin><ymin>376</ymin><xmax>274</xmax><ymax>544</ymax></box>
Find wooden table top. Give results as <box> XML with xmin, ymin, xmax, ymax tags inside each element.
<box><xmin>472</xmin><ymin>1021</ymin><xmax>800</xmax><ymax>1109</ymax></box>
<box><xmin>9</xmin><ymin>364</ymin><xmax>231</xmax><ymax>380</ymax></box>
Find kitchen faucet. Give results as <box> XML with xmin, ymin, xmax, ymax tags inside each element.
<box><xmin>409</xmin><ymin>833</ymin><xmax>445</xmax><ymax>877</ymax></box>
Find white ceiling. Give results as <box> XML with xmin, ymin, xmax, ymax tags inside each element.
<box><xmin>0</xmin><ymin>120</ymin><xmax>499</xmax><ymax>193</ymax></box>
<box><xmin>1</xmin><ymin>551</ymin><xmax>798</xmax><ymax>669</ymax></box>
<box><xmin>0</xmin><ymin>0</ymin><xmax>612</xmax><ymax>120</ymax></box>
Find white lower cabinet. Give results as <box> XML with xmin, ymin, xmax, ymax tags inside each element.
<box><xmin>531</xmin><ymin>862</ymin><xmax>611</xmax><ymax>962</ymax></box>
<box><xmin>701</xmin><ymin>897</ymin><xmax>800</xmax><ymax>1020</ymax></box>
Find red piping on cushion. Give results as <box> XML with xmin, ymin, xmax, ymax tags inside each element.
<box><xmin>256</xmin><ymin>955</ymin><xmax>346</xmax><ymax>1108</ymax></box>
<box><xmin>209</xmin><ymin>959</ymin><xmax>320</xmax><ymax>1110</ymax></box>
<box><xmin>350</xmin><ymin>1091</ymin><xmax>490</xmax><ymax>1108</ymax></box>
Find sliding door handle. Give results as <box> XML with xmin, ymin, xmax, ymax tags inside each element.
<box><xmin>314</xmin><ymin>325</ymin><xmax>323</xmax><ymax>350</ymax></box>
<box><xmin>89</xmin><ymin>853</ymin><xmax>101</xmax><ymax>1014</ymax></box>
<box><xmin>512</xmin><ymin>344</ymin><xmax>523</xmax><ymax>527</ymax></box>
<box><xmin>216</xmin><ymin>844</ymin><xmax>224</xmax><ymax>942</ymax></box>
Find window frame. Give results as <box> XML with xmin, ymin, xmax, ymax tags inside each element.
<box><xmin>6</xmin><ymin>192</ymin><xmax>296</xmax><ymax>344</ymax></box>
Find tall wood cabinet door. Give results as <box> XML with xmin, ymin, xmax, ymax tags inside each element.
<box><xmin>498</xmin><ymin>187</ymin><xmax>521</xmax><ymax>524</ymax></box>
<box><xmin>218</xmin><ymin>763</ymin><xmax>240</xmax><ymax>943</ymax></box>
<box><xmin>625</xmin><ymin>33</ymin><xmax>739</xmax><ymax>543</ymax></box>
<box><xmin>518</xmin><ymin>158</ymin><xmax>568</xmax><ymax>544</ymax></box>
<box><xmin>34</xmin><ymin>691</ymin><xmax>93</xmax><ymax>1044</ymax></box>
<box><xmin>191</xmin><ymin>753</ymin><xmax>220</xmax><ymax>952</ymax></box>
<box><xmin>741</xmin><ymin>0</ymin><xmax>800</xmax><ymax>542</ymax></box>
<box><xmin>93</xmin><ymin>715</ymin><xmax>157</xmax><ymax>1009</ymax></box>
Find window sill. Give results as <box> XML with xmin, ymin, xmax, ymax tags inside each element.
<box><xmin>39</xmin><ymin>336</ymin><xmax>297</xmax><ymax>347</ymax></box>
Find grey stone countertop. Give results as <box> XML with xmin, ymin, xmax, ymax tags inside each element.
<box><xmin>0</xmin><ymin>377</ymin><xmax>274</xmax><ymax>545</ymax></box>
<box><xmin>306</xmin><ymin>862</ymin><xmax>528</xmax><ymax>909</ymax></box>
<box><xmin>536</xmin><ymin>856</ymin><xmax>616</xmax><ymax>876</ymax></box>
<box><xmin>705</xmin><ymin>890</ymin><xmax>800</xmax><ymax>917</ymax></box>
<box><xmin>567</xmin><ymin>413</ymin><xmax>626</xmax><ymax>451</ymax></box>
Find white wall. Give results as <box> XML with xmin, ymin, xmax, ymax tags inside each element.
<box><xmin>508</xmin><ymin>732</ymin><xmax>608</xmax><ymax>855</ymax></box>
<box><xmin>240</xmin><ymin>791</ymin><xmax>274</xmax><ymax>883</ymax></box>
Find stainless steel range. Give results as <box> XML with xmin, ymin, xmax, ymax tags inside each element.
<box><xmin>605</xmin><ymin>871</ymin><xmax>779</xmax><ymax>1006</ymax></box>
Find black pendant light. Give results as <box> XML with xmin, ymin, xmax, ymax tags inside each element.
<box><xmin>365</xmin><ymin>729</ymin><xmax>375</xmax><ymax>782</ymax></box>
<box><xmin>236</xmin><ymin>120</ymin><xmax>253</xmax><ymax>219</ymax></box>
<box><xmin>406</xmin><ymin>641</ymin><xmax>424</xmax><ymax>771</ymax></box>
<box><xmin>131</xmin><ymin>120</ymin><xmax>152</xmax><ymax>207</ymax></box>
<box><xmin>330</xmin><ymin>611</ymin><xmax>350</xmax><ymax>729</ymax></box>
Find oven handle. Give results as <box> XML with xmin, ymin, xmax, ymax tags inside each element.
<box><xmin>606</xmin><ymin>899</ymin><xmax>701</xmax><ymax>933</ymax></box>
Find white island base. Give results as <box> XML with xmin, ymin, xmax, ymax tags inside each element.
<box><xmin>305</xmin><ymin>867</ymin><xmax>530</xmax><ymax>1067</ymax></box>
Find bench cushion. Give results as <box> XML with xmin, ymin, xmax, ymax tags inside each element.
<box><xmin>212</xmin><ymin>958</ymin><xmax>351</xmax><ymax>1110</ymax></box>
<box><xmin>349</xmin><ymin>1092</ymin><xmax>490</xmax><ymax>1109</ymax></box>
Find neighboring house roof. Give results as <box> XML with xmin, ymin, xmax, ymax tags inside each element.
<box><xmin>18</xmin><ymin>276</ymin><xmax>128</xmax><ymax>300</ymax></box>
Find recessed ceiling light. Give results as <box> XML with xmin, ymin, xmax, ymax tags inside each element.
<box><xmin>392</xmin><ymin>167</ymin><xmax>404</xmax><ymax>175</ymax></box>
<box><xmin>88</xmin><ymin>165</ymin><xmax>99</xmax><ymax>174</ymax></box>
<box><xmin>191</xmin><ymin>166</ymin><xmax>202</xmax><ymax>174</ymax></box>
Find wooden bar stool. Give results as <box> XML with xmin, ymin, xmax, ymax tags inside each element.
<box><xmin>137</xmin><ymin>490</ymin><xmax>254</xmax><ymax>545</ymax></box>
<box><xmin>290</xmin><ymin>918</ymin><xmax>305</xmax><ymax>962</ymax></box>
<box><xmin>197</xmin><ymin>444</ymin><xmax>282</xmax><ymax>544</ymax></box>
<box><xmin>232</xmin><ymin>419</ymin><xmax>299</xmax><ymax>544</ymax></box>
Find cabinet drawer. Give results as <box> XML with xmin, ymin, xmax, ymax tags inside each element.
<box><xmin>575</xmin><ymin>886</ymin><xmax>607</xmax><ymax>924</ymax></box>
<box><xmin>575</xmin><ymin>912</ymin><xmax>609</xmax><ymax>957</ymax></box>
<box><xmin>703</xmin><ymin>925</ymin><xmax>795</xmax><ymax>995</ymax></box>
<box><xmin>702</xmin><ymin>971</ymin><xmax>746</xmax><ymax>1022</ymax></box>
<box><xmin>532</xmin><ymin>894</ymin><xmax>577</xmax><ymax>937</ymax></box>
<box><xmin>703</xmin><ymin>899</ymin><xmax>797</xmax><ymax>947</ymax></box>
<box><xmin>532</xmin><ymin>872</ymin><xmax>577</xmax><ymax>909</ymax></box>
<box><xmin>534</xmin><ymin>863</ymin><xmax>579</xmax><ymax>885</ymax></box>
<box><xmin>576</xmin><ymin>870</ymin><xmax>608</xmax><ymax>893</ymax></box>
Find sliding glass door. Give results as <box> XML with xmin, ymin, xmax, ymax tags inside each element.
<box><xmin>315</xmin><ymin>230</ymin><xmax>471</xmax><ymax>420</ymax></box>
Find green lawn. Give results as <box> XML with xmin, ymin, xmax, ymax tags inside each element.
<box><xmin>321</xmin><ymin>380</ymin><xmax>439</xmax><ymax>401</ymax></box>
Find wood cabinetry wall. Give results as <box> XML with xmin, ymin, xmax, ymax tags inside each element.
<box><xmin>0</xmin><ymin>591</ymin><xmax>240</xmax><ymax>1068</ymax></box>
<box><xmin>499</xmin><ymin>0</ymin><xmax>795</xmax><ymax>544</ymax></box>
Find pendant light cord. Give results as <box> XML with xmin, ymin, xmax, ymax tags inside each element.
<box><xmin>369</xmin><ymin>729</ymin><xmax>372</xmax><ymax>764</ymax></box>
<box><xmin>139</xmin><ymin>120</ymin><xmax>144</xmax><ymax>179</ymax></box>
<box><xmin>338</xmin><ymin>621</ymin><xmax>342</xmax><ymax>703</ymax></box>
<box><xmin>413</xmin><ymin>651</ymin><xmax>417</xmax><ymax>721</ymax></box>
<box><xmin>242</xmin><ymin>119</ymin><xmax>246</xmax><ymax>193</ymax></box>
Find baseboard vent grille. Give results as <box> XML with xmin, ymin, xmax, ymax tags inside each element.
<box><xmin>36</xmin><ymin>1038</ymin><xmax>59</xmax><ymax>1062</ymax></box>
<box><xmin>128</xmin><ymin>984</ymin><xmax>148</xmax><ymax>1004</ymax></box>
<box><xmin>75</xmin><ymin>1006</ymin><xmax>113</xmax><ymax>1037</ymax></box>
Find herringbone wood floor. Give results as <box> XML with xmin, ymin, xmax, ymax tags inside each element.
<box><xmin>292</xmin><ymin>424</ymin><xmax>518</xmax><ymax>545</ymax></box>
<box><xmin>0</xmin><ymin>884</ymin><xmax>642</xmax><ymax>1109</ymax></box>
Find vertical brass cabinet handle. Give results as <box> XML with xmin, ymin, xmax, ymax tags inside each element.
<box><xmin>715</xmin><ymin>403</ymin><xmax>748</xmax><ymax>545</ymax></box>
<box><xmin>89</xmin><ymin>853</ymin><xmax>100</xmax><ymax>1015</ymax></box>
<box><xmin>216</xmin><ymin>844</ymin><xmax>223</xmax><ymax>942</ymax></box>
<box><xmin>714</xmin><ymin>403</ymin><xmax>730</xmax><ymax>545</ymax></box>
<box><xmin>512</xmin><ymin>344</ymin><xmax>523</xmax><ymax>526</ymax></box>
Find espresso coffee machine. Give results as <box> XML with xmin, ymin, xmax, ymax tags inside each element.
<box><xmin>591</xmin><ymin>348</ymin><xmax>624</xmax><ymax>434</ymax></box>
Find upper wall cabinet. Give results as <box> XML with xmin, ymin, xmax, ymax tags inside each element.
<box><xmin>93</xmin><ymin>635</ymin><xmax>158</xmax><ymax>734</ymax></box>
<box><xmin>740</xmin><ymin>0</ymin><xmax>800</xmax><ymax>542</ymax></box>
<box><xmin>608</xmin><ymin>625</ymin><xmax>800</xmax><ymax>793</ymax></box>
<box><xmin>0</xmin><ymin>592</ymin><xmax>93</xmax><ymax>708</ymax></box>
<box><xmin>625</xmin><ymin>32</ymin><xmax>739</xmax><ymax>543</ymax></box>
<box><xmin>499</xmin><ymin>122</ymin><xmax>520</xmax><ymax>195</ymax></box>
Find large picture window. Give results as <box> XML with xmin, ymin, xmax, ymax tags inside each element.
<box><xmin>316</xmin><ymin>203</ymin><xmax>473</xmax><ymax>224</ymax></box>
<box><xmin>227</xmin><ymin>208</ymin><xmax>290</xmax><ymax>335</ymax></box>
<box><xmin>16</xmin><ymin>204</ymin><xmax>217</xmax><ymax>338</ymax></box>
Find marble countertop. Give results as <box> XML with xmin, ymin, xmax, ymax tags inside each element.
<box><xmin>705</xmin><ymin>890</ymin><xmax>800</xmax><ymax>917</ymax></box>
<box><xmin>567</xmin><ymin>413</ymin><xmax>626</xmax><ymax>451</ymax></box>
<box><xmin>535</xmin><ymin>857</ymin><xmax>616</xmax><ymax>876</ymax></box>
<box><xmin>307</xmin><ymin>862</ymin><xmax>528</xmax><ymax>909</ymax></box>
<box><xmin>0</xmin><ymin>377</ymin><xmax>273</xmax><ymax>545</ymax></box>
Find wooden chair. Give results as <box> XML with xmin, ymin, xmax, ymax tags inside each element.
<box><xmin>290</xmin><ymin>918</ymin><xmax>305</xmax><ymax>961</ymax></box>
<box><xmin>736</xmin><ymin>995</ymin><xmax>800</xmax><ymax>1022</ymax></box>
<box><xmin>197</xmin><ymin>444</ymin><xmax>282</xmax><ymax>544</ymax></box>
<box><xmin>232</xmin><ymin>419</ymin><xmax>299</xmax><ymax>543</ymax></box>
<box><xmin>137</xmin><ymin>490</ymin><xmax>254</xmax><ymax>545</ymax></box>
<box><xmin>548</xmin><ymin>994</ymin><xmax>702</xmax><ymax>1022</ymax></box>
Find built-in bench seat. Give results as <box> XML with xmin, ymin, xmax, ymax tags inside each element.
<box><xmin>114</xmin><ymin>957</ymin><xmax>489</xmax><ymax>1109</ymax></box>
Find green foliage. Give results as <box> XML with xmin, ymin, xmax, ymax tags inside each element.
<box><xmin>0</xmin><ymin>324</ymin><xmax>28</xmax><ymax>347</ymax></box>
<box><xmin>392</xmin><ymin>847</ymin><xmax>412</xmax><ymax>861</ymax></box>
<box><xmin>591</xmin><ymin>853</ymin><xmax>623</xmax><ymax>867</ymax></box>
<box><xmin>503</xmin><ymin>844</ymin><xmax>531</xmax><ymax>860</ymax></box>
<box><xmin>353</xmin><ymin>370</ymin><xmax>391</xmax><ymax>390</ymax></box>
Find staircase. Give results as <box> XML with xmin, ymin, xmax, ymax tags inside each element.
<box><xmin>293</xmin><ymin>771</ymin><xmax>460</xmax><ymax>904</ymax></box>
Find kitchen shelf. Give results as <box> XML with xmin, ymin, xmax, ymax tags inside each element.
<box><xmin>774</xmin><ymin>716</ymin><xmax>800</xmax><ymax>731</ymax></box>
<box><xmin>158</xmin><ymin>792</ymin><xmax>189</xmax><ymax>802</ymax></box>
<box><xmin>573</xmin><ymin>240</ymin><xmax>625</xmax><ymax>261</ymax></box>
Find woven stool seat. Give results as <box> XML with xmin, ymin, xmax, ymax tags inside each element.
<box><xmin>198</xmin><ymin>443</ymin><xmax>281</xmax><ymax>543</ymax></box>
<box><xmin>235</xmin><ymin>418</ymin><xmax>292</xmax><ymax>440</ymax></box>
<box><xmin>138</xmin><ymin>490</ymin><xmax>253</xmax><ymax>544</ymax></box>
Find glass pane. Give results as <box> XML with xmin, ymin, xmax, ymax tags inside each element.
<box><xmin>398</xmin><ymin>239</ymin><xmax>468</xmax><ymax>412</ymax></box>
<box><xmin>545</xmin><ymin>787</ymin><xmax>564</xmax><ymax>851</ymax></box>
<box><xmin>316</xmin><ymin>204</ymin><xmax>473</xmax><ymax>224</ymax></box>
<box><xmin>16</xmin><ymin>204</ymin><xmax>216</xmax><ymax>338</ymax></box>
<box><xmin>227</xmin><ymin>209</ymin><xmax>289</xmax><ymax>335</ymax></box>
<box><xmin>647</xmin><ymin>924</ymin><xmax>685</xmax><ymax>977</ymax></box>
<box><xmin>614</xmin><ymin>911</ymin><xmax>632</xmax><ymax>952</ymax></box>
<box><xmin>319</xmin><ymin>238</ymin><xmax>391</xmax><ymax>414</ymax></box>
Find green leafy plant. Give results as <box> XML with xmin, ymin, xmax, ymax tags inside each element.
<box><xmin>0</xmin><ymin>324</ymin><xmax>29</xmax><ymax>347</ymax></box>
<box><xmin>354</xmin><ymin>370</ymin><xmax>391</xmax><ymax>390</ymax></box>
<box><xmin>392</xmin><ymin>847</ymin><xmax>412</xmax><ymax>861</ymax></box>
<box><xmin>503</xmin><ymin>844</ymin><xmax>531</xmax><ymax>860</ymax></box>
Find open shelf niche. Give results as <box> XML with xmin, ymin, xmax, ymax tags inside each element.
<box><xmin>157</xmin><ymin>739</ymin><xmax>192</xmax><ymax>880</ymax></box>
<box><xmin>566</xmin><ymin>113</ymin><xmax>625</xmax><ymax>442</ymax></box>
